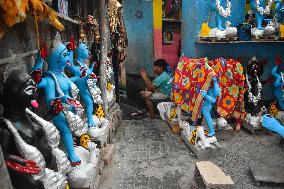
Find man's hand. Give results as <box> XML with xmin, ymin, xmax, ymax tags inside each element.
<box><xmin>140</xmin><ymin>69</ymin><xmax>147</xmax><ymax>79</ymax></box>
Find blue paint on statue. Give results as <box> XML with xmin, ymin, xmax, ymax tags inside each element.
<box><xmin>250</xmin><ymin>0</ymin><xmax>265</xmax><ymax>30</ymax></box>
<box><xmin>66</xmin><ymin>43</ymin><xmax>98</xmax><ymax>128</ymax></box>
<box><xmin>200</xmin><ymin>77</ymin><xmax>220</xmax><ymax>137</ymax></box>
<box><xmin>275</xmin><ymin>0</ymin><xmax>284</xmax><ymax>23</ymax></box>
<box><xmin>33</xmin><ymin>42</ymin><xmax>81</xmax><ymax>164</ymax></box>
<box><xmin>262</xmin><ymin>114</ymin><xmax>284</xmax><ymax>138</ymax></box>
<box><xmin>271</xmin><ymin>64</ymin><xmax>284</xmax><ymax>111</ymax></box>
<box><xmin>210</xmin><ymin>0</ymin><xmax>227</xmax><ymax>30</ymax></box>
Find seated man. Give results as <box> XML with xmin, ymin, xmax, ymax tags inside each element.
<box><xmin>140</xmin><ymin>59</ymin><xmax>173</xmax><ymax>118</ymax></box>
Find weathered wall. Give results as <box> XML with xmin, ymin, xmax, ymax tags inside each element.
<box><xmin>122</xmin><ymin>0</ymin><xmax>154</xmax><ymax>76</ymax></box>
<box><xmin>182</xmin><ymin>0</ymin><xmax>284</xmax><ymax>100</ymax></box>
<box><xmin>162</xmin><ymin>22</ymin><xmax>181</xmax><ymax>68</ymax></box>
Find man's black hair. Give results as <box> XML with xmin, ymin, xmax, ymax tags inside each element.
<box><xmin>154</xmin><ymin>59</ymin><xmax>168</xmax><ymax>71</ymax></box>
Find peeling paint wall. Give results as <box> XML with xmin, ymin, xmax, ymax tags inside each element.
<box><xmin>122</xmin><ymin>0</ymin><xmax>154</xmax><ymax>76</ymax></box>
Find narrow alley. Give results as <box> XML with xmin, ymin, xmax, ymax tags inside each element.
<box><xmin>2</xmin><ymin>0</ymin><xmax>284</xmax><ymax>189</ymax></box>
<box><xmin>98</xmin><ymin>105</ymin><xmax>284</xmax><ymax>189</ymax></box>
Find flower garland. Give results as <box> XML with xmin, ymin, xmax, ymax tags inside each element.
<box><xmin>255</xmin><ymin>0</ymin><xmax>273</xmax><ymax>15</ymax></box>
<box><xmin>216</xmin><ymin>0</ymin><xmax>231</xmax><ymax>18</ymax></box>
<box><xmin>246</xmin><ymin>73</ymin><xmax>262</xmax><ymax>106</ymax></box>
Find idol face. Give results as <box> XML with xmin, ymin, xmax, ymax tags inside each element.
<box><xmin>3</xmin><ymin>71</ymin><xmax>38</xmax><ymax>109</ymax></box>
<box><xmin>248</xmin><ymin>60</ymin><xmax>263</xmax><ymax>76</ymax></box>
<box><xmin>57</xmin><ymin>47</ymin><xmax>70</xmax><ymax>70</ymax></box>
<box><xmin>48</xmin><ymin>43</ymin><xmax>70</xmax><ymax>71</ymax></box>
<box><xmin>77</xmin><ymin>43</ymin><xmax>90</xmax><ymax>60</ymax></box>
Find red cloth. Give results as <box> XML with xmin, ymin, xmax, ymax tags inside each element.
<box><xmin>209</xmin><ymin>58</ymin><xmax>246</xmax><ymax>121</ymax></box>
<box><xmin>172</xmin><ymin>56</ymin><xmax>216</xmax><ymax>122</ymax></box>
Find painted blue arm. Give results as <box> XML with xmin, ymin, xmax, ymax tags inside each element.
<box><xmin>66</xmin><ymin>50</ymin><xmax>78</xmax><ymax>76</ymax></box>
<box><xmin>271</xmin><ymin>65</ymin><xmax>282</xmax><ymax>88</ymax></box>
<box><xmin>262</xmin><ymin>114</ymin><xmax>284</xmax><ymax>138</ymax></box>
<box><xmin>69</xmin><ymin>76</ymin><xmax>79</xmax><ymax>84</ymax></box>
<box><xmin>32</xmin><ymin>53</ymin><xmax>44</xmax><ymax>71</ymax></box>
<box><xmin>37</xmin><ymin>78</ymin><xmax>47</xmax><ymax>89</ymax></box>
<box><xmin>90</xmin><ymin>61</ymin><xmax>95</xmax><ymax>70</ymax></box>
<box><xmin>213</xmin><ymin>78</ymin><xmax>221</xmax><ymax>96</ymax></box>
<box><xmin>205</xmin><ymin>95</ymin><xmax>217</xmax><ymax>104</ymax></box>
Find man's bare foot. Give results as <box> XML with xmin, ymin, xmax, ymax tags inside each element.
<box><xmin>145</xmin><ymin>111</ymin><xmax>154</xmax><ymax>119</ymax></box>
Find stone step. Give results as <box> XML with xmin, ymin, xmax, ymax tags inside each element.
<box><xmin>250</xmin><ymin>161</ymin><xmax>284</xmax><ymax>186</ymax></box>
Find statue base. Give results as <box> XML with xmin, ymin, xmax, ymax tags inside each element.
<box><xmin>70</xmin><ymin>148</ymin><xmax>101</xmax><ymax>189</ymax></box>
<box><xmin>165</xmin><ymin>118</ymin><xmax>182</xmax><ymax>134</ymax></box>
<box><xmin>91</xmin><ymin>120</ymin><xmax>109</xmax><ymax>148</ymax></box>
<box><xmin>242</xmin><ymin>120</ymin><xmax>263</xmax><ymax>135</ymax></box>
<box><xmin>181</xmin><ymin>132</ymin><xmax>222</xmax><ymax>160</ymax></box>
<box><xmin>199</xmin><ymin>36</ymin><xmax>238</xmax><ymax>42</ymax></box>
<box><xmin>252</xmin><ymin>35</ymin><xmax>278</xmax><ymax>41</ymax></box>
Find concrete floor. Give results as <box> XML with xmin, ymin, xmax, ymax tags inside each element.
<box><xmin>98</xmin><ymin>105</ymin><xmax>284</xmax><ymax>189</ymax></box>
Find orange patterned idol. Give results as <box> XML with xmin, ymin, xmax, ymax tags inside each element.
<box><xmin>172</xmin><ymin>56</ymin><xmax>217</xmax><ymax>122</ymax></box>
<box><xmin>209</xmin><ymin>58</ymin><xmax>246</xmax><ymax>130</ymax></box>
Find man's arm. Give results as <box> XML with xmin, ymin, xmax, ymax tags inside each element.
<box><xmin>140</xmin><ymin>69</ymin><xmax>156</xmax><ymax>92</ymax></box>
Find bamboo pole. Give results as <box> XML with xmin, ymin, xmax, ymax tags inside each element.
<box><xmin>99</xmin><ymin>0</ymin><xmax>109</xmax><ymax>115</ymax></box>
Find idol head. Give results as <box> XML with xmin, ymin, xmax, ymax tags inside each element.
<box><xmin>77</xmin><ymin>43</ymin><xmax>91</xmax><ymax>60</ymax></box>
<box><xmin>2</xmin><ymin>68</ymin><xmax>38</xmax><ymax>114</ymax></box>
<box><xmin>47</xmin><ymin>43</ymin><xmax>70</xmax><ymax>71</ymax></box>
<box><xmin>247</xmin><ymin>57</ymin><xmax>263</xmax><ymax>76</ymax></box>
<box><xmin>47</xmin><ymin>32</ymin><xmax>70</xmax><ymax>72</ymax></box>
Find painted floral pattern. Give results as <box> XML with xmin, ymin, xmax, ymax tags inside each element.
<box><xmin>222</xmin><ymin>96</ymin><xmax>235</xmax><ymax>109</ymax></box>
<box><xmin>209</xmin><ymin>58</ymin><xmax>246</xmax><ymax>121</ymax></box>
<box><xmin>172</xmin><ymin>56</ymin><xmax>216</xmax><ymax>121</ymax></box>
<box><xmin>229</xmin><ymin>84</ymin><xmax>239</xmax><ymax>98</ymax></box>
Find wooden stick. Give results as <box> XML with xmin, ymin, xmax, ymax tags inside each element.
<box><xmin>99</xmin><ymin>0</ymin><xmax>109</xmax><ymax>115</ymax></box>
<box><xmin>33</xmin><ymin>11</ymin><xmax>40</xmax><ymax>50</ymax></box>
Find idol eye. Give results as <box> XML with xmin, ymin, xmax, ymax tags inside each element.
<box><xmin>24</xmin><ymin>86</ymin><xmax>36</xmax><ymax>96</ymax></box>
<box><xmin>63</xmin><ymin>52</ymin><xmax>68</xmax><ymax>58</ymax></box>
<box><xmin>29</xmin><ymin>79</ymin><xmax>35</xmax><ymax>86</ymax></box>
